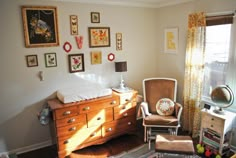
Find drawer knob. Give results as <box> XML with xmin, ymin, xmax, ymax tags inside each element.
<box><xmin>97</xmin><ymin>117</ymin><xmax>101</xmax><ymax>120</ymax></box>
<box><xmin>83</xmin><ymin>106</ymin><xmax>90</xmax><ymax>111</ymax></box>
<box><xmin>122</xmin><ymin>106</ymin><xmax>126</xmax><ymax>110</ymax></box>
<box><xmin>91</xmin><ymin>132</ymin><xmax>96</xmax><ymax>137</ymax></box>
<box><xmin>69</xmin><ymin>127</ymin><xmax>76</xmax><ymax>131</ymax></box>
<box><xmin>211</xmin><ymin>118</ymin><xmax>214</xmax><ymax>121</ymax></box>
<box><xmin>123</xmin><ymin>113</ymin><xmax>128</xmax><ymax>117</ymax></box>
<box><xmin>211</xmin><ymin>125</ymin><xmax>213</xmax><ymax>128</ymax></box>
<box><xmin>107</xmin><ymin>127</ymin><xmax>112</xmax><ymax>132</ymax></box>
<box><xmin>128</xmin><ymin>122</ymin><xmax>132</xmax><ymax>125</ymax></box>
<box><xmin>63</xmin><ymin>111</ymin><xmax>71</xmax><ymax>115</ymax></box>
<box><xmin>125</xmin><ymin>99</ymin><xmax>130</xmax><ymax>102</ymax></box>
<box><xmin>111</xmin><ymin>100</ymin><xmax>116</xmax><ymax>104</ymax></box>
<box><xmin>64</xmin><ymin>140</ymin><xmax>70</xmax><ymax>144</ymax></box>
<box><xmin>68</xmin><ymin>118</ymin><xmax>76</xmax><ymax>123</ymax></box>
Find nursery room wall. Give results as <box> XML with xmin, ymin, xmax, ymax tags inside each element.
<box><xmin>0</xmin><ymin>0</ymin><xmax>158</xmax><ymax>153</ymax></box>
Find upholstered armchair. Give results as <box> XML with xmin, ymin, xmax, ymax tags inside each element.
<box><xmin>140</xmin><ymin>78</ymin><xmax>183</xmax><ymax>149</ymax></box>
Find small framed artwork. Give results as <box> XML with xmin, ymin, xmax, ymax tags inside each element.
<box><xmin>68</xmin><ymin>54</ymin><xmax>85</xmax><ymax>73</ymax></box>
<box><xmin>70</xmin><ymin>15</ymin><xmax>78</xmax><ymax>35</ymax></box>
<box><xmin>21</xmin><ymin>6</ymin><xmax>59</xmax><ymax>47</ymax></box>
<box><xmin>88</xmin><ymin>27</ymin><xmax>110</xmax><ymax>48</ymax></box>
<box><xmin>45</xmin><ymin>53</ymin><xmax>57</xmax><ymax>67</ymax></box>
<box><xmin>91</xmin><ymin>51</ymin><xmax>102</xmax><ymax>64</ymax></box>
<box><xmin>164</xmin><ymin>27</ymin><xmax>178</xmax><ymax>54</ymax></box>
<box><xmin>116</xmin><ymin>33</ymin><xmax>122</xmax><ymax>51</ymax></box>
<box><xmin>26</xmin><ymin>55</ymin><xmax>38</xmax><ymax>67</ymax></box>
<box><xmin>91</xmin><ymin>12</ymin><xmax>100</xmax><ymax>23</ymax></box>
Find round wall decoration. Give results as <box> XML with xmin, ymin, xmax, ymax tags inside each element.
<box><xmin>108</xmin><ymin>53</ymin><xmax>115</xmax><ymax>61</ymax></box>
<box><xmin>63</xmin><ymin>42</ymin><xmax>72</xmax><ymax>53</ymax></box>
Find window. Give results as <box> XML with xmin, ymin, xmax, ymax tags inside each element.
<box><xmin>202</xmin><ymin>14</ymin><xmax>236</xmax><ymax>112</ymax></box>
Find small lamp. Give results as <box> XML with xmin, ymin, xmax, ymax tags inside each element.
<box><xmin>115</xmin><ymin>61</ymin><xmax>127</xmax><ymax>91</ymax></box>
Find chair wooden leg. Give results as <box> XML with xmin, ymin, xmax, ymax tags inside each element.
<box><xmin>144</xmin><ymin>126</ymin><xmax>147</xmax><ymax>142</ymax></box>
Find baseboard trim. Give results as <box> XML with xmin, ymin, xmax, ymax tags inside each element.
<box><xmin>0</xmin><ymin>140</ymin><xmax>52</xmax><ymax>156</ymax></box>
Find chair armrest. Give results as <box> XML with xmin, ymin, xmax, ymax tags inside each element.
<box><xmin>140</xmin><ymin>101</ymin><xmax>152</xmax><ymax>118</ymax></box>
<box><xmin>175</xmin><ymin>102</ymin><xmax>183</xmax><ymax>122</ymax></box>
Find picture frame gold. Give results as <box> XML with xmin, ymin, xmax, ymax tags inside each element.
<box><xmin>21</xmin><ymin>6</ymin><xmax>59</xmax><ymax>47</ymax></box>
<box><xmin>88</xmin><ymin>27</ymin><xmax>110</xmax><ymax>48</ymax></box>
<box><xmin>70</xmin><ymin>15</ymin><xmax>78</xmax><ymax>35</ymax></box>
<box><xmin>68</xmin><ymin>54</ymin><xmax>85</xmax><ymax>73</ymax></box>
<box><xmin>91</xmin><ymin>51</ymin><xmax>102</xmax><ymax>64</ymax></box>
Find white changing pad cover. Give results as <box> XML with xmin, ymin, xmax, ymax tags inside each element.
<box><xmin>57</xmin><ymin>86</ymin><xmax>112</xmax><ymax>103</ymax></box>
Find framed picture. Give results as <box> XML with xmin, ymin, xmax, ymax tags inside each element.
<box><xmin>45</xmin><ymin>53</ymin><xmax>57</xmax><ymax>67</ymax></box>
<box><xmin>88</xmin><ymin>27</ymin><xmax>110</xmax><ymax>48</ymax></box>
<box><xmin>91</xmin><ymin>12</ymin><xmax>100</xmax><ymax>23</ymax></box>
<box><xmin>26</xmin><ymin>55</ymin><xmax>38</xmax><ymax>67</ymax></box>
<box><xmin>70</xmin><ymin>15</ymin><xmax>78</xmax><ymax>35</ymax></box>
<box><xmin>164</xmin><ymin>28</ymin><xmax>178</xmax><ymax>54</ymax></box>
<box><xmin>91</xmin><ymin>51</ymin><xmax>102</xmax><ymax>64</ymax></box>
<box><xmin>21</xmin><ymin>6</ymin><xmax>59</xmax><ymax>47</ymax></box>
<box><xmin>68</xmin><ymin>54</ymin><xmax>85</xmax><ymax>73</ymax></box>
<box><xmin>116</xmin><ymin>33</ymin><xmax>122</xmax><ymax>51</ymax></box>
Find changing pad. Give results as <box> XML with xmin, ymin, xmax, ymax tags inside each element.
<box><xmin>57</xmin><ymin>85</ymin><xmax>112</xmax><ymax>103</ymax></box>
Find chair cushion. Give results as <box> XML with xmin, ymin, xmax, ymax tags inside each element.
<box><xmin>156</xmin><ymin>98</ymin><xmax>175</xmax><ymax>116</ymax></box>
<box><xmin>144</xmin><ymin>114</ymin><xmax>178</xmax><ymax>126</ymax></box>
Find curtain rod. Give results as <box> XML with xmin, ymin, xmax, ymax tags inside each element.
<box><xmin>206</xmin><ymin>10</ymin><xmax>235</xmax><ymax>16</ymax></box>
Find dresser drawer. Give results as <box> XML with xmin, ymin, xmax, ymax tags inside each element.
<box><xmin>56</xmin><ymin>123</ymin><xmax>85</xmax><ymax>137</ymax></box>
<box><xmin>79</xmin><ymin>98</ymin><xmax>118</xmax><ymax>114</ymax></box>
<box><xmin>55</xmin><ymin>114</ymin><xmax>86</xmax><ymax>128</ymax></box>
<box><xmin>102</xmin><ymin>116</ymin><xmax>136</xmax><ymax>137</ymax></box>
<box><xmin>58</xmin><ymin>126</ymin><xmax>102</xmax><ymax>150</ymax></box>
<box><xmin>202</xmin><ymin>113</ymin><xmax>225</xmax><ymax>134</ymax></box>
<box><xmin>119</xmin><ymin>92</ymin><xmax>136</xmax><ymax>104</ymax></box>
<box><xmin>87</xmin><ymin>108</ymin><xmax>113</xmax><ymax>127</ymax></box>
<box><xmin>114</xmin><ymin>107</ymin><xmax>136</xmax><ymax>120</ymax></box>
<box><xmin>55</xmin><ymin>106</ymin><xmax>78</xmax><ymax>120</ymax></box>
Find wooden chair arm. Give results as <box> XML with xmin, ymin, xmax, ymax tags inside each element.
<box><xmin>175</xmin><ymin>102</ymin><xmax>183</xmax><ymax>122</ymax></box>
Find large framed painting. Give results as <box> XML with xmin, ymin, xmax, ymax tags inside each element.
<box><xmin>88</xmin><ymin>27</ymin><xmax>110</xmax><ymax>48</ymax></box>
<box><xmin>21</xmin><ymin>6</ymin><xmax>59</xmax><ymax>48</ymax></box>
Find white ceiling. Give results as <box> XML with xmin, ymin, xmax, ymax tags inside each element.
<box><xmin>54</xmin><ymin>0</ymin><xmax>194</xmax><ymax>8</ymax></box>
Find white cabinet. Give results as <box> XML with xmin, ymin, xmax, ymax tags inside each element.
<box><xmin>199</xmin><ymin>109</ymin><xmax>236</xmax><ymax>155</ymax></box>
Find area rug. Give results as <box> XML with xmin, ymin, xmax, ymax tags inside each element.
<box><xmin>108</xmin><ymin>143</ymin><xmax>201</xmax><ymax>158</ymax></box>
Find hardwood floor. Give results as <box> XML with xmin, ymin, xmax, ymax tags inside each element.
<box><xmin>18</xmin><ymin>133</ymin><xmax>144</xmax><ymax>158</ymax></box>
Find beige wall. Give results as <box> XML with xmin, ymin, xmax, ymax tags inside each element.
<box><xmin>0</xmin><ymin>0</ymin><xmax>236</xmax><ymax>153</ymax></box>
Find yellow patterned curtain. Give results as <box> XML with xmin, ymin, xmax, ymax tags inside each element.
<box><xmin>183</xmin><ymin>12</ymin><xmax>206</xmax><ymax>138</ymax></box>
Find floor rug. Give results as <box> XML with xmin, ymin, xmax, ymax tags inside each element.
<box><xmin>109</xmin><ymin>142</ymin><xmax>201</xmax><ymax>158</ymax></box>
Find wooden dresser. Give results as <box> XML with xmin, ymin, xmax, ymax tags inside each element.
<box><xmin>48</xmin><ymin>90</ymin><xmax>137</xmax><ymax>158</ymax></box>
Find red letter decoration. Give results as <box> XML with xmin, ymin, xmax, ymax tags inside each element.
<box><xmin>75</xmin><ymin>36</ymin><xmax>83</xmax><ymax>49</ymax></box>
<box><xmin>63</xmin><ymin>42</ymin><xmax>72</xmax><ymax>53</ymax></box>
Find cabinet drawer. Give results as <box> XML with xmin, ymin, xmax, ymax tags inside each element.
<box><xmin>119</xmin><ymin>92</ymin><xmax>136</xmax><ymax>104</ymax></box>
<box><xmin>114</xmin><ymin>107</ymin><xmax>136</xmax><ymax>120</ymax></box>
<box><xmin>79</xmin><ymin>98</ymin><xmax>118</xmax><ymax>113</ymax></box>
<box><xmin>57</xmin><ymin>123</ymin><xmax>85</xmax><ymax>137</ymax></box>
<box><xmin>55</xmin><ymin>106</ymin><xmax>78</xmax><ymax>120</ymax></box>
<box><xmin>55</xmin><ymin>114</ymin><xmax>86</xmax><ymax>128</ymax></box>
<box><xmin>87</xmin><ymin>108</ymin><xmax>113</xmax><ymax>127</ymax></box>
<box><xmin>102</xmin><ymin>116</ymin><xmax>136</xmax><ymax>137</ymax></box>
<box><xmin>58</xmin><ymin>126</ymin><xmax>102</xmax><ymax>150</ymax></box>
<box><xmin>202</xmin><ymin>113</ymin><xmax>225</xmax><ymax>134</ymax></box>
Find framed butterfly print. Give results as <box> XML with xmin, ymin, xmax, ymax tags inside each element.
<box><xmin>45</xmin><ymin>53</ymin><xmax>57</xmax><ymax>67</ymax></box>
<box><xmin>70</xmin><ymin>15</ymin><xmax>78</xmax><ymax>35</ymax></box>
<box><xmin>26</xmin><ymin>55</ymin><xmax>38</xmax><ymax>67</ymax></box>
